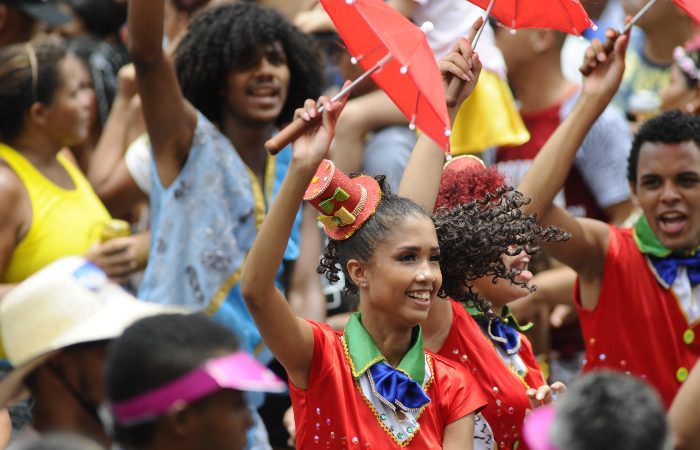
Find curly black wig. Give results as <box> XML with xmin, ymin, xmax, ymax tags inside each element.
<box><xmin>174</xmin><ymin>2</ymin><xmax>323</xmax><ymax>127</ymax></box>
<box><xmin>627</xmin><ymin>110</ymin><xmax>700</xmax><ymax>185</ymax></box>
<box><xmin>434</xmin><ymin>186</ymin><xmax>570</xmax><ymax>321</ymax></box>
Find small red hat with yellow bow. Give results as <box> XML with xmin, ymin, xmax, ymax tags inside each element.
<box><xmin>303</xmin><ymin>159</ymin><xmax>381</xmax><ymax>240</ymax></box>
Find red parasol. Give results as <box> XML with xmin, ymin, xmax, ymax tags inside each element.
<box><xmin>445</xmin><ymin>0</ymin><xmax>595</xmax><ymax>106</ymax></box>
<box><xmin>465</xmin><ymin>0</ymin><xmax>596</xmax><ymax>36</ymax></box>
<box><xmin>265</xmin><ymin>0</ymin><xmax>451</xmax><ymax>154</ymax></box>
<box><xmin>675</xmin><ymin>0</ymin><xmax>700</xmax><ymax>24</ymax></box>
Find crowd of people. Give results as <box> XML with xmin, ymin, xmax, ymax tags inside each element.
<box><xmin>0</xmin><ymin>0</ymin><xmax>699</xmax><ymax>449</ymax></box>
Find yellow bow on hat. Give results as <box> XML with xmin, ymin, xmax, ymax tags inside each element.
<box><xmin>318</xmin><ymin>207</ymin><xmax>356</xmax><ymax>231</ymax></box>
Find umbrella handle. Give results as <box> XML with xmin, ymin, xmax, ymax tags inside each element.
<box><xmin>264</xmin><ymin>114</ymin><xmax>323</xmax><ymax>155</ymax></box>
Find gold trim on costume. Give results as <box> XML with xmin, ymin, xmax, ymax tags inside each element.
<box><xmin>346</xmin><ymin>335</ymin><xmax>434</xmax><ymax>448</ymax></box>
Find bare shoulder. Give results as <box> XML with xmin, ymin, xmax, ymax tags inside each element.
<box><xmin>0</xmin><ymin>162</ymin><xmax>26</xmax><ymax>204</ymax></box>
<box><xmin>0</xmin><ymin>162</ymin><xmax>30</xmax><ymax>225</ymax></box>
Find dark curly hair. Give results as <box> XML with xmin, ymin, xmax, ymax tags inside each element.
<box><xmin>0</xmin><ymin>42</ymin><xmax>67</xmax><ymax>142</ymax></box>
<box><xmin>174</xmin><ymin>2</ymin><xmax>323</xmax><ymax>127</ymax></box>
<box><xmin>627</xmin><ymin>110</ymin><xmax>700</xmax><ymax>185</ymax></box>
<box><xmin>434</xmin><ymin>186</ymin><xmax>570</xmax><ymax>321</ymax></box>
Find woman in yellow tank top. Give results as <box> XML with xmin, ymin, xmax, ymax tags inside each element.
<box><xmin>0</xmin><ymin>42</ymin><xmax>140</xmax><ymax>299</ymax></box>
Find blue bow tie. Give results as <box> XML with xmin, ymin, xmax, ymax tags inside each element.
<box><xmin>649</xmin><ymin>253</ymin><xmax>700</xmax><ymax>287</ymax></box>
<box><xmin>368</xmin><ymin>363</ymin><xmax>431</xmax><ymax>412</ymax></box>
<box><xmin>486</xmin><ymin>318</ymin><xmax>522</xmax><ymax>355</ymax></box>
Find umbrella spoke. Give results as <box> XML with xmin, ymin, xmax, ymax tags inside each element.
<box><xmin>554</xmin><ymin>0</ymin><xmax>579</xmax><ymax>36</ymax></box>
<box><xmin>350</xmin><ymin>44</ymin><xmax>387</xmax><ymax>64</ymax></box>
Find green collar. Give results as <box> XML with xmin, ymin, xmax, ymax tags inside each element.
<box><xmin>343</xmin><ymin>312</ymin><xmax>425</xmax><ymax>382</ymax></box>
<box><xmin>463</xmin><ymin>303</ymin><xmax>533</xmax><ymax>332</ymax></box>
<box><xmin>634</xmin><ymin>214</ymin><xmax>700</xmax><ymax>257</ymax></box>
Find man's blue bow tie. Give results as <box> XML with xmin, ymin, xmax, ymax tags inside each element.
<box><xmin>649</xmin><ymin>254</ymin><xmax>700</xmax><ymax>287</ymax></box>
<box><xmin>487</xmin><ymin>318</ymin><xmax>522</xmax><ymax>355</ymax></box>
<box><xmin>368</xmin><ymin>363</ymin><xmax>431</xmax><ymax>412</ymax></box>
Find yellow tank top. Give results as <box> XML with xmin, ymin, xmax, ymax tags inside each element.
<box><xmin>0</xmin><ymin>143</ymin><xmax>111</xmax><ymax>284</ymax></box>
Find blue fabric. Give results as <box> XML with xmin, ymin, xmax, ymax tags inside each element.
<box><xmin>369</xmin><ymin>363</ymin><xmax>431</xmax><ymax>412</ymax></box>
<box><xmin>649</xmin><ymin>254</ymin><xmax>700</xmax><ymax>287</ymax></box>
<box><xmin>486</xmin><ymin>318</ymin><xmax>522</xmax><ymax>355</ymax></box>
<box><xmin>138</xmin><ymin>111</ymin><xmax>302</xmax><ymax>411</ymax></box>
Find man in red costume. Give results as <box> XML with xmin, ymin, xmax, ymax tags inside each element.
<box><xmin>518</xmin><ymin>27</ymin><xmax>700</xmax><ymax>408</ymax></box>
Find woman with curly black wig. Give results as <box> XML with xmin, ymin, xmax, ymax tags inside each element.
<box><xmin>240</xmin><ymin>37</ymin><xmax>496</xmax><ymax>449</ymax></box>
<box><xmin>127</xmin><ymin>0</ymin><xmax>325</xmax><ymax>446</ymax></box>
<box><xmin>398</xmin><ymin>39</ymin><xmax>570</xmax><ymax>450</ymax></box>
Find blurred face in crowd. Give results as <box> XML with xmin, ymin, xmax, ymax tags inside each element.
<box><xmin>469</xmin><ymin>249</ymin><xmax>533</xmax><ymax>308</ymax></box>
<box><xmin>659</xmin><ymin>64</ymin><xmax>699</xmax><ymax>113</ymax></box>
<box><xmin>187</xmin><ymin>389</ymin><xmax>254</xmax><ymax>450</ymax></box>
<box><xmin>37</xmin><ymin>54</ymin><xmax>93</xmax><ymax>147</ymax></box>
<box><xmin>493</xmin><ymin>26</ymin><xmax>536</xmax><ymax>76</ymax></box>
<box><xmin>632</xmin><ymin>141</ymin><xmax>700</xmax><ymax>249</ymax></box>
<box><xmin>221</xmin><ymin>40</ymin><xmax>290</xmax><ymax>126</ymax></box>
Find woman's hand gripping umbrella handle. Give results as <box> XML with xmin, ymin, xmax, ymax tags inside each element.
<box><xmin>579</xmin><ymin>12</ymin><xmax>641</xmax><ymax>76</ymax></box>
<box><xmin>445</xmin><ymin>12</ymin><xmax>488</xmax><ymax>107</ymax></box>
<box><xmin>265</xmin><ymin>54</ymin><xmax>393</xmax><ymax>155</ymax></box>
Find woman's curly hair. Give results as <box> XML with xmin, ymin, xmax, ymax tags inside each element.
<box><xmin>174</xmin><ymin>2</ymin><xmax>323</xmax><ymax>126</ymax></box>
<box><xmin>434</xmin><ymin>186</ymin><xmax>570</xmax><ymax>321</ymax></box>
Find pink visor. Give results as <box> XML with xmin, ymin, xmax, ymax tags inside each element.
<box><xmin>522</xmin><ymin>405</ymin><xmax>560</xmax><ymax>450</ymax></box>
<box><xmin>110</xmin><ymin>351</ymin><xmax>287</xmax><ymax>425</ymax></box>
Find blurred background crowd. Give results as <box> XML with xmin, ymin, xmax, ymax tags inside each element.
<box><xmin>0</xmin><ymin>0</ymin><xmax>698</xmax><ymax>448</ymax></box>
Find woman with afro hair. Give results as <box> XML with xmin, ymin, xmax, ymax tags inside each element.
<box><xmin>127</xmin><ymin>0</ymin><xmax>326</xmax><ymax>447</ymax></box>
<box><xmin>397</xmin><ymin>40</ymin><xmax>570</xmax><ymax>450</ymax></box>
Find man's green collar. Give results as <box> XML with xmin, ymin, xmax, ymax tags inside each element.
<box><xmin>634</xmin><ymin>215</ymin><xmax>700</xmax><ymax>257</ymax></box>
<box><xmin>343</xmin><ymin>312</ymin><xmax>425</xmax><ymax>382</ymax></box>
<box><xmin>464</xmin><ymin>303</ymin><xmax>533</xmax><ymax>332</ymax></box>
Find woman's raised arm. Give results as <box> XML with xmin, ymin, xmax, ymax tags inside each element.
<box><xmin>240</xmin><ymin>92</ymin><xmax>348</xmax><ymax>390</ymax></box>
<box><xmin>127</xmin><ymin>0</ymin><xmax>197</xmax><ymax>188</ymax></box>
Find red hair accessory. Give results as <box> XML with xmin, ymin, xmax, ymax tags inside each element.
<box><xmin>435</xmin><ymin>155</ymin><xmax>506</xmax><ymax>212</ymax></box>
<box><xmin>304</xmin><ymin>160</ymin><xmax>381</xmax><ymax>240</ymax></box>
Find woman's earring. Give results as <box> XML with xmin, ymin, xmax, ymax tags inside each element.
<box><xmin>359</xmin><ymin>282</ymin><xmax>367</xmax><ymax>288</ymax></box>
<box><xmin>687</xmin><ymin>103</ymin><xmax>695</xmax><ymax>113</ymax></box>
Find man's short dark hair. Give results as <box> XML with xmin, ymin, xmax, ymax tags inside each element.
<box><xmin>550</xmin><ymin>372</ymin><xmax>667</xmax><ymax>450</ymax></box>
<box><xmin>105</xmin><ymin>313</ymin><xmax>240</xmax><ymax>448</ymax></box>
<box><xmin>627</xmin><ymin>110</ymin><xmax>700</xmax><ymax>184</ymax></box>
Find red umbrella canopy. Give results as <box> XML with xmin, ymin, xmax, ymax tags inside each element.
<box><xmin>320</xmin><ymin>0</ymin><xmax>452</xmax><ymax>152</ymax></box>
<box><xmin>675</xmin><ymin>0</ymin><xmax>700</xmax><ymax>24</ymax></box>
<box><xmin>465</xmin><ymin>0</ymin><xmax>595</xmax><ymax>36</ymax></box>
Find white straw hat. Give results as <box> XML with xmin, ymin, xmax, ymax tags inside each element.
<box><xmin>0</xmin><ymin>256</ymin><xmax>186</xmax><ymax>407</ymax></box>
